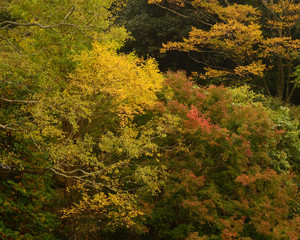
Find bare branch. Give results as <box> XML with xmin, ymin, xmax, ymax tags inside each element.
<box><xmin>0</xmin><ymin>123</ymin><xmax>22</xmax><ymax>131</ymax></box>
<box><xmin>188</xmin><ymin>52</ymin><xmax>232</xmax><ymax>71</ymax></box>
<box><xmin>0</xmin><ymin>166</ymin><xmax>46</xmax><ymax>174</ymax></box>
<box><xmin>0</xmin><ymin>6</ymin><xmax>76</xmax><ymax>30</ymax></box>
<box><xmin>0</xmin><ymin>36</ymin><xmax>23</xmax><ymax>54</ymax></box>
<box><xmin>287</xmin><ymin>83</ymin><xmax>297</xmax><ymax>102</ymax></box>
<box><xmin>223</xmin><ymin>0</ymin><xmax>230</xmax><ymax>6</ymax></box>
<box><xmin>262</xmin><ymin>77</ymin><xmax>271</xmax><ymax>96</ymax></box>
<box><xmin>61</xmin><ymin>168</ymin><xmax>104</xmax><ymax>177</ymax></box>
<box><xmin>1</xmin><ymin>79</ymin><xmax>35</xmax><ymax>93</ymax></box>
<box><xmin>153</xmin><ymin>2</ymin><xmax>189</xmax><ymax>18</ymax></box>
<box><xmin>50</xmin><ymin>167</ymin><xmax>118</xmax><ymax>192</ymax></box>
<box><xmin>261</xmin><ymin>0</ymin><xmax>279</xmax><ymax>22</ymax></box>
<box><xmin>0</xmin><ymin>97</ymin><xmax>37</xmax><ymax>103</ymax></box>
<box><xmin>63</xmin><ymin>6</ymin><xmax>75</xmax><ymax>21</ymax></box>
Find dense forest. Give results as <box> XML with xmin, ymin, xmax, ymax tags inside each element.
<box><xmin>0</xmin><ymin>0</ymin><xmax>299</xmax><ymax>239</ymax></box>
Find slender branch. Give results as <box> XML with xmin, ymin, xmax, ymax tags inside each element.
<box><xmin>153</xmin><ymin>2</ymin><xmax>189</xmax><ymax>18</ymax></box>
<box><xmin>223</xmin><ymin>0</ymin><xmax>229</xmax><ymax>6</ymax></box>
<box><xmin>63</xmin><ymin>6</ymin><xmax>75</xmax><ymax>21</ymax></box>
<box><xmin>0</xmin><ymin>167</ymin><xmax>45</xmax><ymax>174</ymax></box>
<box><xmin>29</xmin><ymin>135</ymin><xmax>42</xmax><ymax>151</ymax></box>
<box><xmin>0</xmin><ymin>97</ymin><xmax>37</xmax><ymax>103</ymax></box>
<box><xmin>1</xmin><ymin>79</ymin><xmax>35</xmax><ymax>93</ymax></box>
<box><xmin>0</xmin><ymin>36</ymin><xmax>23</xmax><ymax>54</ymax></box>
<box><xmin>287</xmin><ymin>83</ymin><xmax>297</xmax><ymax>102</ymax></box>
<box><xmin>188</xmin><ymin>52</ymin><xmax>232</xmax><ymax>71</ymax></box>
<box><xmin>186</xmin><ymin>0</ymin><xmax>220</xmax><ymax>24</ymax></box>
<box><xmin>50</xmin><ymin>167</ymin><xmax>118</xmax><ymax>192</ymax></box>
<box><xmin>263</xmin><ymin>77</ymin><xmax>271</xmax><ymax>96</ymax></box>
<box><xmin>261</xmin><ymin>0</ymin><xmax>279</xmax><ymax>22</ymax></box>
<box><xmin>196</xmin><ymin>18</ymin><xmax>214</xmax><ymax>27</ymax></box>
<box><xmin>197</xmin><ymin>8</ymin><xmax>219</xmax><ymax>24</ymax></box>
<box><xmin>0</xmin><ymin>6</ymin><xmax>75</xmax><ymax>30</ymax></box>
<box><xmin>0</xmin><ymin>124</ymin><xmax>22</xmax><ymax>131</ymax></box>
<box><xmin>286</xmin><ymin>61</ymin><xmax>292</xmax><ymax>101</ymax></box>
<box><xmin>61</xmin><ymin>168</ymin><xmax>104</xmax><ymax>177</ymax></box>
<box><xmin>184</xmin><ymin>1</ymin><xmax>215</xmax><ymax>26</ymax></box>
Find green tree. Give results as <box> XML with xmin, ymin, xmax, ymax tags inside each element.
<box><xmin>0</xmin><ymin>0</ymin><xmax>130</xmax><ymax>238</ymax></box>
<box><xmin>119</xmin><ymin>0</ymin><xmax>199</xmax><ymax>72</ymax></box>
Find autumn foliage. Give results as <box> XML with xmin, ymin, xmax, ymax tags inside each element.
<box><xmin>149</xmin><ymin>0</ymin><xmax>300</xmax><ymax>101</ymax></box>
<box><xmin>141</xmin><ymin>71</ymin><xmax>299</xmax><ymax>239</ymax></box>
<box><xmin>0</xmin><ymin>1</ymin><xmax>299</xmax><ymax>240</ymax></box>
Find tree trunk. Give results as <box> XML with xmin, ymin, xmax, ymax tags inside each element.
<box><xmin>276</xmin><ymin>58</ymin><xmax>285</xmax><ymax>100</ymax></box>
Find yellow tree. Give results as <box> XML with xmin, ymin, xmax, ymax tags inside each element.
<box><xmin>0</xmin><ymin>0</ymin><xmax>156</xmax><ymax>238</ymax></box>
<box><xmin>149</xmin><ymin>0</ymin><xmax>300</xmax><ymax>101</ymax></box>
<box><xmin>70</xmin><ymin>42</ymin><xmax>163</xmax><ymax>120</ymax></box>
<box><xmin>27</xmin><ymin>41</ymin><xmax>164</xmax><ymax>237</ymax></box>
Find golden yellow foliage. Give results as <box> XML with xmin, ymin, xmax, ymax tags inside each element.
<box><xmin>149</xmin><ymin>0</ymin><xmax>300</xmax><ymax>100</ymax></box>
<box><xmin>234</xmin><ymin>61</ymin><xmax>266</xmax><ymax>78</ymax></box>
<box><xmin>62</xmin><ymin>191</ymin><xmax>146</xmax><ymax>232</ymax></box>
<box><xmin>71</xmin><ymin>42</ymin><xmax>164</xmax><ymax>120</ymax></box>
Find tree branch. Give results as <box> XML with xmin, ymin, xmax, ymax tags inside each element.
<box><xmin>223</xmin><ymin>0</ymin><xmax>230</xmax><ymax>6</ymax></box>
<box><xmin>0</xmin><ymin>36</ymin><xmax>23</xmax><ymax>54</ymax></box>
<box><xmin>287</xmin><ymin>83</ymin><xmax>297</xmax><ymax>102</ymax></box>
<box><xmin>50</xmin><ymin>167</ymin><xmax>118</xmax><ymax>192</ymax></box>
<box><xmin>0</xmin><ymin>124</ymin><xmax>23</xmax><ymax>131</ymax></box>
<box><xmin>0</xmin><ymin>97</ymin><xmax>38</xmax><ymax>103</ymax></box>
<box><xmin>261</xmin><ymin>0</ymin><xmax>279</xmax><ymax>22</ymax></box>
<box><xmin>0</xmin><ymin>6</ymin><xmax>76</xmax><ymax>30</ymax></box>
<box><xmin>188</xmin><ymin>52</ymin><xmax>233</xmax><ymax>71</ymax></box>
<box><xmin>153</xmin><ymin>2</ymin><xmax>189</xmax><ymax>18</ymax></box>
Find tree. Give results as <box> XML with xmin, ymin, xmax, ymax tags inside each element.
<box><xmin>119</xmin><ymin>0</ymin><xmax>199</xmax><ymax>72</ymax></box>
<box><xmin>0</xmin><ymin>0</ymin><xmax>131</xmax><ymax>238</ymax></box>
<box><xmin>139</xmin><ymin>71</ymin><xmax>299</xmax><ymax>239</ymax></box>
<box><xmin>30</xmin><ymin>42</ymin><xmax>164</xmax><ymax>237</ymax></box>
<box><xmin>148</xmin><ymin>0</ymin><xmax>300</xmax><ymax>101</ymax></box>
<box><xmin>1</xmin><ymin>1</ymin><xmax>299</xmax><ymax>239</ymax></box>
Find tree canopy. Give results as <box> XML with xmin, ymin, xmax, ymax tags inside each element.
<box><xmin>0</xmin><ymin>1</ymin><xmax>299</xmax><ymax>239</ymax></box>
